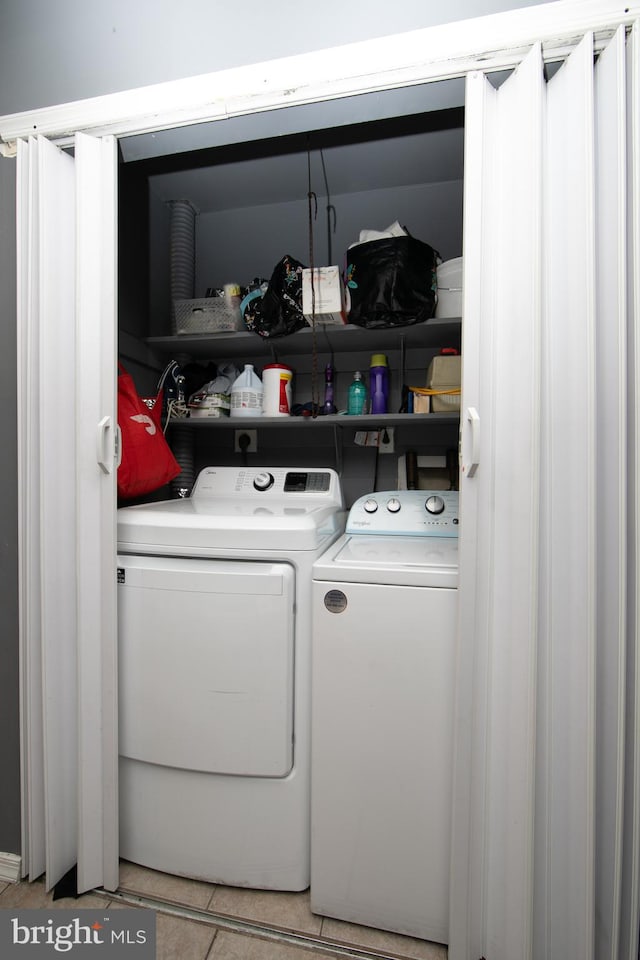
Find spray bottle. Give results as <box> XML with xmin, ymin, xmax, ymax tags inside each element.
<box><xmin>323</xmin><ymin>363</ymin><xmax>337</xmax><ymax>415</ymax></box>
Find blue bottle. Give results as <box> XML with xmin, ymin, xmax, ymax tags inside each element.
<box><xmin>347</xmin><ymin>371</ymin><xmax>367</xmax><ymax>415</ymax></box>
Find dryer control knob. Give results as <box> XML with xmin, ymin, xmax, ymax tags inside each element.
<box><xmin>425</xmin><ymin>495</ymin><xmax>445</xmax><ymax>515</ymax></box>
<box><xmin>386</xmin><ymin>497</ymin><xmax>401</xmax><ymax>513</ymax></box>
<box><xmin>364</xmin><ymin>498</ymin><xmax>378</xmax><ymax>513</ymax></box>
<box><xmin>254</xmin><ymin>471</ymin><xmax>275</xmax><ymax>491</ymax></box>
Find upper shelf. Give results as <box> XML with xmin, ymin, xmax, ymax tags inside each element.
<box><xmin>147</xmin><ymin>317</ymin><xmax>462</xmax><ymax>360</ymax></box>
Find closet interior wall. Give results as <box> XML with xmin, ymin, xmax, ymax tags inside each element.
<box><xmin>117</xmin><ymin>85</ymin><xmax>465</xmax><ymax>503</ymax></box>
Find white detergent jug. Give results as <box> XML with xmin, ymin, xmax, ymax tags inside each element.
<box><xmin>230</xmin><ymin>364</ymin><xmax>263</xmax><ymax>417</ymax></box>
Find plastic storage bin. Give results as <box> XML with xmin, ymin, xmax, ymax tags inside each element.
<box><xmin>426</xmin><ymin>354</ymin><xmax>461</xmax><ymax>412</ymax></box>
<box><xmin>174</xmin><ymin>297</ymin><xmax>244</xmax><ymax>334</ymax></box>
<box><xmin>434</xmin><ymin>258</ymin><xmax>463</xmax><ymax>319</ymax></box>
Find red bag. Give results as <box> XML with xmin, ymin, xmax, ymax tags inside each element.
<box><xmin>117</xmin><ymin>363</ymin><xmax>181</xmax><ymax>499</ymax></box>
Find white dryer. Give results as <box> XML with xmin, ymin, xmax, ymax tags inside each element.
<box><xmin>310</xmin><ymin>490</ymin><xmax>458</xmax><ymax>944</ymax></box>
<box><xmin>116</xmin><ymin>466</ymin><xmax>344</xmax><ymax>891</ymax></box>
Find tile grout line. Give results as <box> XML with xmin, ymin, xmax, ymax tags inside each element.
<box><xmin>97</xmin><ymin>888</ymin><xmax>411</xmax><ymax>960</ymax></box>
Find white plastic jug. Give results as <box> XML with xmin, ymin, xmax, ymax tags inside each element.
<box><xmin>230</xmin><ymin>364</ymin><xmax>263</xmax><ymax>417</ymax></box>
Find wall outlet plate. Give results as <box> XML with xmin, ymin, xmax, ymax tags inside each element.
<box><xmin>234</xmin><ymin>429</ymin><xmax>258</xmax><ymax>453</ymax></box>
<box><xmin>379</xmin><ymin>427</ymin><xmax>395</xmax><ymax>454</ymax></box>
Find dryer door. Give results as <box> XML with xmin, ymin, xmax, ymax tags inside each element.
<box><xmin>118</xmin><ymin>555</ymin><xmax>295</xmax><ymax>777</ymax></box>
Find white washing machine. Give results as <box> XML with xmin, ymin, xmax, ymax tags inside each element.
<box><xmin>310</xmin><ymin>490</ymin><xmax>458</xmax><ymax>944</ymax></box>
<box><xmin>116</xmin><ymin>466</ymin><xmax>344</xmax><ymax>891</ymax></box>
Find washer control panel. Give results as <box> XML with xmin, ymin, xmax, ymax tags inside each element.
<box><xmin>346</xmin><ymin>490</ymin><xmax>459</xmax><ymax>537</ymax></box>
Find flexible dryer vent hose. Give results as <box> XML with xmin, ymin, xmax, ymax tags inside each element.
<box><xmin>169</xmin><ymin>199</ymin><xmax>197</xmax><ymax>332</ymax></box>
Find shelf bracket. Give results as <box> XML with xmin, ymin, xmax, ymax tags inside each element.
<box><xmin>333</xmin><ymin>423</ymin><xmax>343</xmax><ymax>476</ymax></box>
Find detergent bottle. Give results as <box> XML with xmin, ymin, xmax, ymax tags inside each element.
<box><xmin>369</xmin><ymin>353</ymin><xmax>389</xmax><ymax>415</ymax></box>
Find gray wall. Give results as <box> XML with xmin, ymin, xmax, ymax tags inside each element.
<box><xmin>195</xmin><ymin>181</ymin><xmax>464</xmax><ymax>294</ymax></box>
<box><xmin>0</xmin><ymin>0</ymin><xmax>552</xmax><ymax>862</ymax></box>
<box><xmin>0</xmin><ymin>153</ymin><xmax>19</xmax><ymax>857</ymax></box>
<box><xmin>0</xmin><ymin>0</ymin><xmax>552</xmax><ymax>115</ymax></box>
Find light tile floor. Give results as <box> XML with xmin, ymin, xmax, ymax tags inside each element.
<box><xmin>0</xmin><ymin>862</ymin><xmax>448</xmax><ymax>960</ymax></box>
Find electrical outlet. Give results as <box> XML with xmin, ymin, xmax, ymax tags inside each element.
<box><xmin>379</xmin><ymin>427</ymin><xmax>395</xmax><ymax>454</ymax></box>
<box><xmin>234</xmin><ymin>429</ymin><xmax>258</xmax><ymax>453</ymax></box>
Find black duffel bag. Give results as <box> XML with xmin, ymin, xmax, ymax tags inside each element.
<box><xmin>345</xmin><ymin>234</ymin><xmax>439</xmax><ymax>329</ymax></box>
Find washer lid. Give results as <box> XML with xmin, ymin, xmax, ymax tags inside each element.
<box><xmin>117</xmin><ymin>498</ymin><xmax>345</xmax><ymax>553</ymax></box>
<box><xmin>313</xmin><ymin>534</ymin><xmax>458</xmax><ymax>587</ymax></box>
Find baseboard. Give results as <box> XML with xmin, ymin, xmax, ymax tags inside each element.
<box><xmin>0</xmin><ymin>852</ymin><xmax>21</xmax><ymax>883</ymax></box>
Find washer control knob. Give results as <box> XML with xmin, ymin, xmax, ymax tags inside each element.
<box><xmin>253</xmin><ymin>471</ymin><xmax>274</xmax><ymax>491</ymax></box>
<box><xmin>364</xmin><ymin>498</ymin><xmax>378</xmax><ymax>514</ymax></box>
<box><xmin>425</xmin><ymin>495</ymin><xmax>446</xmax><ymax>515</ymax></box>
<box><xmin>386</xmin><ymin>497</ymin><xmax>401</xmax><ymax>513</ymax></box>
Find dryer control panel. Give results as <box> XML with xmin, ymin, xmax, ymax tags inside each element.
<box><xmin>346</xmin><ymin>490</ymin><xmax>459</xmax><ymax>537</ymax></box>
<box><xmin>192</xmin><ymin>466</ymin><xmax>343</xmax><ymax>506</ymax></box>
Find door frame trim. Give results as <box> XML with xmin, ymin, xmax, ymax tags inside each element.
<box><xmin>0</xmin><ymin>1</ymin><xmax>638</xmax><ymax>153</ymax></box>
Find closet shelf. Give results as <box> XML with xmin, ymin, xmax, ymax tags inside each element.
<box><xmin>167</xmin><ymin>412</ymin><xmax>459</xmax><ymax>429</ymax></box>
<box><xmin>147</xmin><ymin>317</ymin><xmax>462</xmax><ymax>360</ymax></box>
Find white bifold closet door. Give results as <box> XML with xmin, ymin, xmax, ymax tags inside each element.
<box><xmin>16</xmin><ymin>133</ymin><xmax>119</xmax><ymax>894</ymax></box>
<box><xmin>451</xmin><ymin>23</ymin><xmax>640</xmax><ymax>960</ymax></box>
